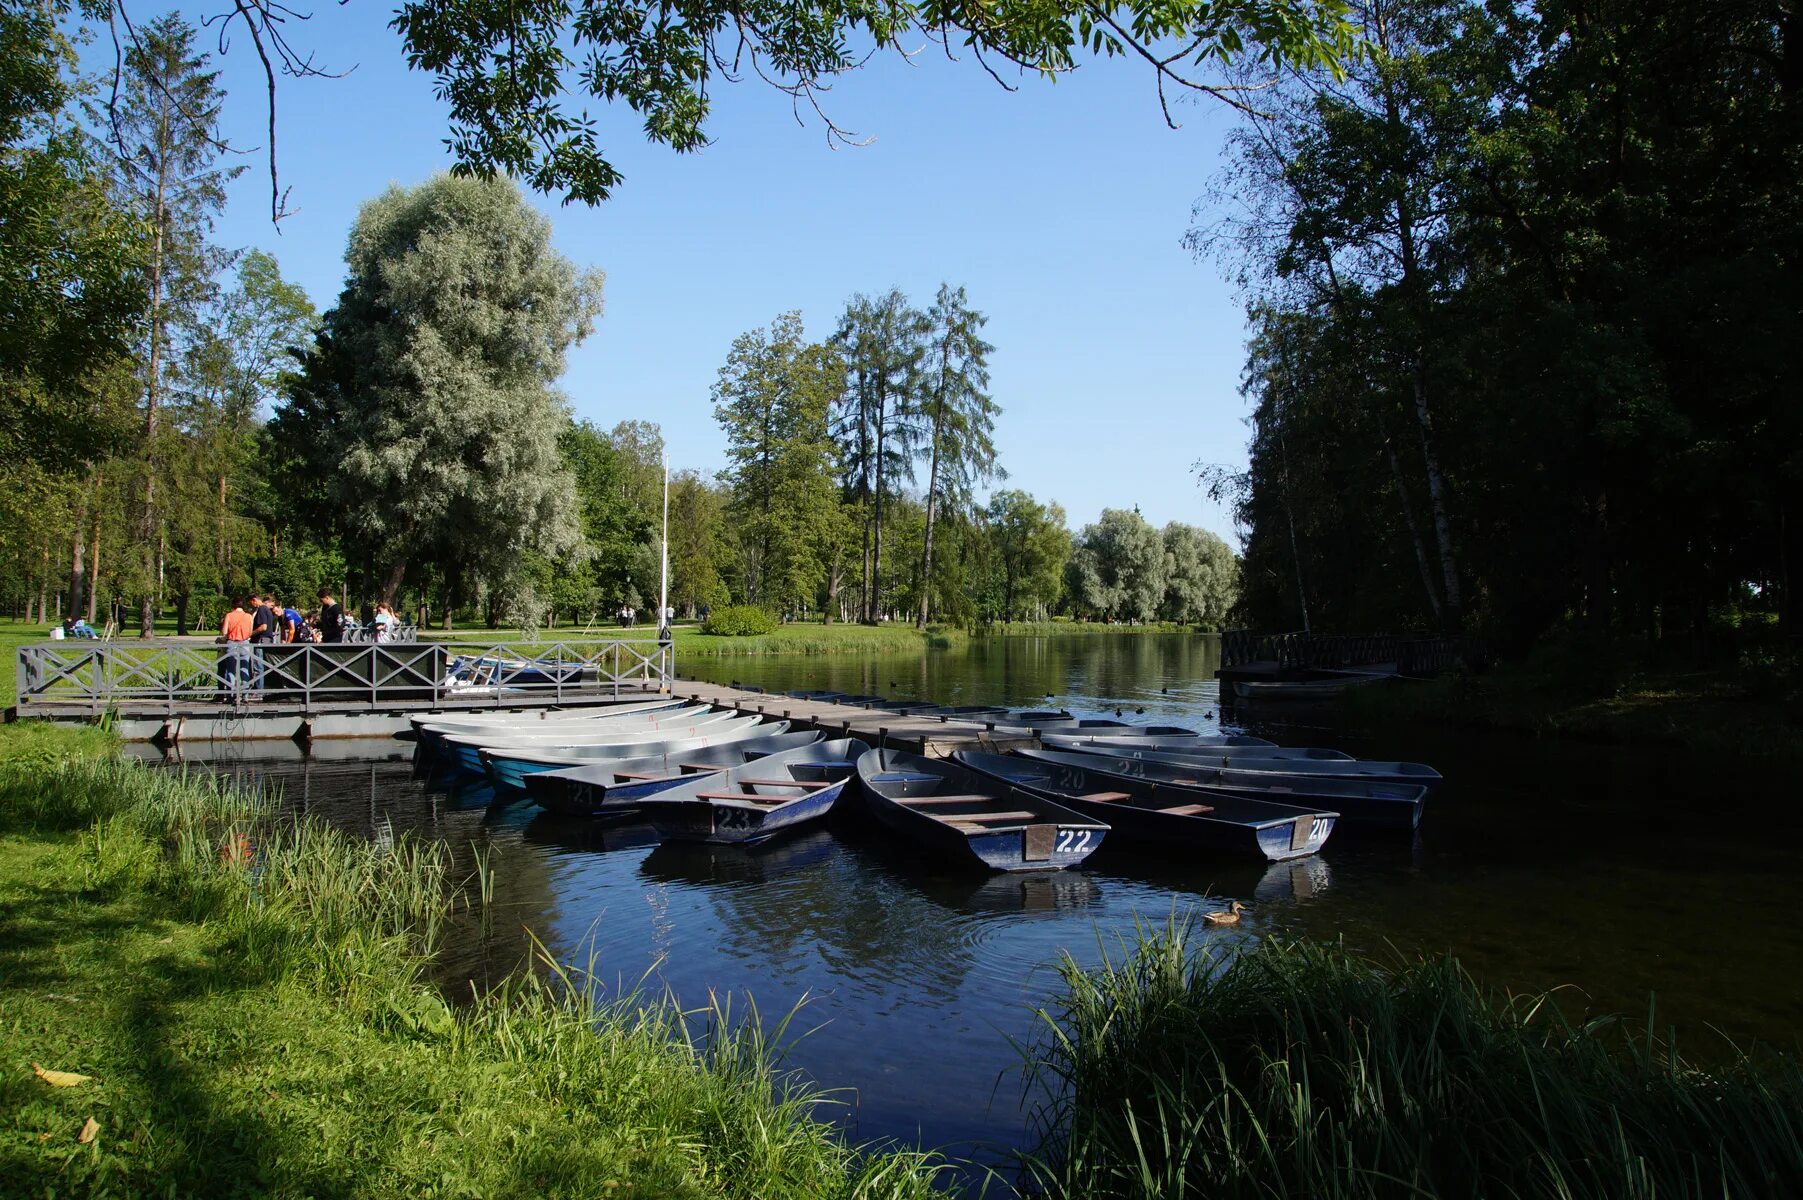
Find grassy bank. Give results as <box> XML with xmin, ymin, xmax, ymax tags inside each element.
<box><xmin>1023</xmin><ymin>925</ymin><xmax>1803</xmax><ymax>1199</ymax></box>
<box><xmin>0</xmin><ymin>730</ymin><xmax>948</xmax><ymax>1197</ymax></box>
<box><xmin>1345</xmin><ymin>649</ymin><xmax>1803</xmax><ymax>758</ymax></box>
<box><xmin>978</xmin><ymin>620</ymin><xmax>1200</xmax><ymax>637</ymax></box>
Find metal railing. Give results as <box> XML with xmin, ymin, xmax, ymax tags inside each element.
<box><xmin>14</xmin><ymin>637</ymin><xmax>673</xmax><ymax>713</ymax></box>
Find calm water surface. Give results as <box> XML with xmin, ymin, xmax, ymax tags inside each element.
<box><xmin>165</xmin><ymin>634</ymin><xmax>1803</xmax><ymax>1162</ymax></box>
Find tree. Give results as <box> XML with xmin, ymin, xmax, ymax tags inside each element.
<box><xmin>1073</xmin><ymin>508</ymin><xmax>1166</xmax><ymax>621</ymax></box>
<box><xmin>833</xmin><ymin>289</ymin><xmax>925</xmax><ymax>623</ymax></box>
<box><xmin>987</xmin><ymin>490</ymin><xmax>1071</xmax><ymax>621</ymax></box>
<box><xmin>916</xmin><ymin>283</ymin><xmax>1002</xmax><ymax>627</ymax></box>
<box><xmin>0</xmin><ymin>0</ymin><xmax>144</xmax><ymax>479</ymax></box>
<box><xmin>99</xmin><ymin>12</ymin><xmax>243</xmax><ymax>635</ymax></box>
<box><xmin>667</xmin><ymin>470</ymin><xmax>731</xmax><ymax>616</ymax></box>
<box><xmin>279</xmin><ymin>173</ymin><xmax>601</xmax><ymax>605</ymax></box>
<box><xmin>713</xmin><ymin>311</ymin><xmax>843</xmax><ymax>615</ymax></box>
<box><xmin>1162</xmin><ymin>522</ymin><xmax>1239</xmax><ymax>626</ymax></box>
<box><xmin>387</xmin><ymin>0</ymin><xmax>1356</xmax><ymax>206</ymax></box>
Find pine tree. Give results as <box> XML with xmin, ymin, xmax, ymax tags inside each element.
<box><xmin>915</xmin><ymin>283</ymin><xmax>1001</xmax><ymax>627</ymax></box>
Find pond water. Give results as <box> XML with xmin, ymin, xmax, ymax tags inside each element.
<box><xmin>167</xmin><ymin>633</ymin><xmax>1803</xmax><ymax>1165</ymax></box>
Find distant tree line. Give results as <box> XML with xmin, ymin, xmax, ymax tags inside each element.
<box><xmin>0</xmin><ymin>8</ymin><xmax>1238</xmax><ymax>635</ymax></box>
<box><xmin>1204</xmin><ymin>0</ymin><xmax>1799</xmax><ymax>652</ymax></box>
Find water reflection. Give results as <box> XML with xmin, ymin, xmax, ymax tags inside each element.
<box><xmin>158</xmin><ymin>632</ymin><xmax>1803</xmax><ymax>1163</ymax></box>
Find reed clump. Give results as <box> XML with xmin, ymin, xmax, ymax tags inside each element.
<box><xmin>0</xmin><ymin>751</ymin><xmax>950</xmax><ymax>1197</ymax></box>
<box><xmin>1021</xmin><ymin>924</ymin><xmax>1803</xmax><ymax>1199</ymax></box>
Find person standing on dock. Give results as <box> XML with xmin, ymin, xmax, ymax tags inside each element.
<box><xmin>219</xmin><ymin>598</ymin><xmax>253</xmax><ymax>699</ymax></box>
<box><xmin>318</xmin><ymin>589</ymin><xmax>346</xmax><ymax>643</ymax></box>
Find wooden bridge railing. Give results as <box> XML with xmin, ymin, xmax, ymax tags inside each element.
<box><xmin>14</xmin><ymin>637</ymin><xmax>673</xmax><ymax>714</ymax></box>
<box><xmin>1221</xmin><ymin>630</ymin><xmax>1485</xmax><ymax>677</ymax></box>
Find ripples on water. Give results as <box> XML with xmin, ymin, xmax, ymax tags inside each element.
<box><xmin>157</xmin><ymin>633</ymin><xmax>1803</xmax><ymax>1162</ymax></box>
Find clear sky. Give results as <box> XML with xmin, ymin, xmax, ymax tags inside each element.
<box><xmin>188</xmin><ymin>4</ymin><xmax>1256</xmax><ymax>541</ymax></box>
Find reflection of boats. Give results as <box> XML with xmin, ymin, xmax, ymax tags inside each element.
<box><xmin>639</xmin><ymin>828</ymin><xmax>839</xmax><ymax>887</ymax></box>
<box><xmin>856</xmin><ymin>748</ymin><xmax>1108</xmax><ymax>873</ymax></box>
<box><xmin>940</xmin><ymin>869</ymin><xmax>1103</xmax><ymax>914</ymax></box>
<box><xmin>476</xmin><ymin>717</ymin><xmax>786</xmax><ymax>790</ymax></box>
<box><xmin>1020</xmin><ymin>746</ymin><xmax>1427</xmax><ymax>830</ymax></box>
<box><xmin>1093</xmin><ymin>853</ymin><xmax>1333</xmax><ymax>906</ymax></box>
<box><xmin>520</xmin><ymin>813</ymin><xmax>662</xmax><ymax>855</ymax></box>
<box><xmin>523</xmin><ymin>730</ymin><xmax>822</xmax><ymax>817</ymax></box>
<box><xmin>635</xmin><ymin>740</ymin><xmax>864</xmax><ymax>845</ymax></box>
<box><xmin>958</xmin><ymin>750</ymin><xmax>1336</xmax><ymax>862</ymax></box>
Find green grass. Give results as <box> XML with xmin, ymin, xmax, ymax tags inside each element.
<box><xmin>1345</xmin><ymin>648</ymin><xmax>1803</xmax><ymax>758</ymax></box>
<box><xmin>978</xmin><ymin>620</ymin><xmax>1201</xmax><ymax>637</ymax></box>
<box><xmin>1021</xmin><ymin>923</ymin><xmax>1803</xmax><ymax>1200</ymax></box>
<box><xmin>0</xmin><ymin>741</ymin><xmax>952</xmax><ymax>1197</ymax></box>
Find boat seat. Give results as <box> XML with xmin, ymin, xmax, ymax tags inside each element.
<box><xmin>1158</xmin><ymin>803</ymin><xmax>1216</xmax><ymax>816</ymax></box>
<box><xmin>897</xmin><ymin>794</ymin><xmax>996</xmax><ymax>806</ymax></box>
<box><xmin>943</xmin><ymin>810</ymin><xmax>1040</xmax><ymax>824</ymax></box>
<box><xmin>694</xmin><ymin>791</ymin><xmax>786</xmax><ymax>805</ymax></box>
<box><xmin>730</xmin><ymin>778</ymin><xmax>810</xmax><ymax>787</ymax></box>
<box><xmin>1079</xmin><ymin>791</ymin><xmax>1132</xmax><ymax>803</ymax></box>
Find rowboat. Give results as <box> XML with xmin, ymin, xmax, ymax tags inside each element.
<box><xmin>440</xmin><ymin>705</ymin><xmax>736</xmax><ymax>746</ymax></box>
<box><xmin>855</xmin><ymin>748</ymin><xmax>1108</xmax><ymax>873</ymax></box>
<box><xmin>1232</xmin><ymin>674</ymin><xmax>1390</xmax><ymax>702</ymax></box>
<box><xmin>474</xmin><ymin>716</ymin><xmax>782</xmax><ymax>790</ymax></box>
<box><xmin>1042</xmin><ymin>733</ymin><xmax>1364</xmax><ymax>764</ymax></box>
<box><xmin>410</xmin><ymin>697</ymin><xmax>686</xmax><ymax>740</ymax></box>
<box><xmin>1046</xmin><ymin>739</ymin><xmax>1440</xmax><ymax>787</ymax></box>
<box><xmin>956</xmin><ymin>750</ymin><xmax>1336</xmax><ymax>861</ymax></box>
<box><xmin>439</xmin><ymin>709</ymin><xmax>741</xmax><ymax>775</ymax></box>
<box><xmin>412</xmin><ymin>700</ymin><xmax>702</xmax><ymax>760</ymax></box>
<box><xmin>524</xmin><ymin>729</ymin><xmax>824</xmax><ymax>816</ymax></box>
<box><xmin>634</xmin><ymin>739</ymin><xmax>866</xmax><ymax>845</ymax></box>
<box><xmin>1029</xmin><ymin>746</ymin><xmax>1430</xmax><ymax>828</ymax></box>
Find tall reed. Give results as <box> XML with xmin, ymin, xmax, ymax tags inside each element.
<box><xmin>1021</xmin><ymin>922</ymin><xmax>1803</xmax><ymax>1199</ymax></box>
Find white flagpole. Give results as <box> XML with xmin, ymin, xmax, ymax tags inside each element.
<box><xmin>658</xmin><ymin>452</ymin><xmax>670</xmax><ymax>636</ymax></box>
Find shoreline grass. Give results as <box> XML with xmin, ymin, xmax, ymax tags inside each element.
<box><xmin>1344</xmin><ymin>657</ymin><xmax>1803</xmax><ymax>758</ymax></box>
<box><xmin>977</xmin><ymin>620</ymin><xmax>1203</xmax><ymax>637</ymax></box>
<box><xmin>1021</xmin><ymin>924</ymin><xmax>1803</xmax><ymax>1199</ymax></box>
<box><xmin>0</xmin><ymin>731</ymin><xmax>951</xmax><ymax>1197</ymax></box>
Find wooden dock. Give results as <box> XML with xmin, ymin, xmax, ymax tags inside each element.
<box><xmin>17</xmin><ymin>680</ymin><xmax>1037</xmax><ymax>759</ymax></box>
<box><xmin>666</xmin><ymin>682</ymin><xmax>1039</xmax><ymax>758</ymax></box>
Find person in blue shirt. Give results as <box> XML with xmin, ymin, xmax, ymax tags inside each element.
<box><xmin>280</xmin><ymin>599</ymin><xmax>304</xmax><ymax>643</ymax></box>
<box><xmin>68</xmin><ymin>617</ymin><xmax>98</xmax><ymax>639</ymax></box>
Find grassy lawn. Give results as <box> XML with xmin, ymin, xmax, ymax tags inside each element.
<box><xmin>977</xmin><ymin>620</ymin><xmax>1200</xmax><ymax>637</ymax></box>
<box><xmin>413</xmin><ymin>622</ymin><xmax>966</xmax><ymax>656</ymax></box>
<box><xmin>0</xmin><ymin>726</ymin><xmax>948</xmax><ymax>1198</ymax></box>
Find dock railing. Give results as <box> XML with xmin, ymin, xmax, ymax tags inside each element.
<box><xmin>1221</xmin><ymin>630</ymin><xmax>1486</xmax><ymax>676</ymax></box>
<box><xmin>14</xmin><ymin>636</ymin><xmax>673</xmax><ymax>713</ymax></box>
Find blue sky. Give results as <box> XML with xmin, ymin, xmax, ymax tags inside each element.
<box><xmin>188</xmin><ymin>4</ymin><xmax>1256</xmax><ymax>540</ymax></box>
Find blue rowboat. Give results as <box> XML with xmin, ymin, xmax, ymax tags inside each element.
<box><xmin>523</xmin><ymin>730</ymin><xmax>824</xmax><ymax>817</ymax></box>
<box><xmin>1040</xmin><ymin>736</ymin><xmax>1440</xmax><ymax>788</ymax></box>
<box><xmin>1027</xmin><ymin>746</ymin><xmax>1427</xmax><ymax>830</ymax></box>
<box><xmin>855</xmin><ymin>748</ymin><xmax>1108</xmax><ymax>873</ymax></box>
<box><xmin>474</xmin><ymin>716</ymin><xmax>780</xmax><ymax>790</ymax></box>
<box><xmin>634</xmin><ymin>739</ymin><xmax>867</xmax><ymax>846</ymax></box>
<box><xmin>957</xmin><ymin>750</ymin><xmax>1337</xmax><ymax>862</ymax></box>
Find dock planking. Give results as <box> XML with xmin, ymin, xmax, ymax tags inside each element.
<box><xmin>668</xmin><ymin>681</ymin><xmax>1039</xmax><ymax>759</ymax></box>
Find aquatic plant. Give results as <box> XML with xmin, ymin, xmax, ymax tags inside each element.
<box><xmin>1020</xmin><ymin>923</ymin><xmax>1803</xmax><ymax>1199</ymax></box>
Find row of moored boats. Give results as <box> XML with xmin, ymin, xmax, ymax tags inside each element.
<box><xmin>409</xmin><ymin>700</ymin><xmax>1442</xmax><ymax>873</ymax></box>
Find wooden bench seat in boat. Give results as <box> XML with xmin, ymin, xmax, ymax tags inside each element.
<box><xmin>730</xmin><ymin>778</ymin><xmax>810</xmax><ymax>787</ymax></box>
<box><xmin>694</xmin><ymin>791</ymin><xmax>788</xmax><ymax>805</ymax></box>
<box><xmin>1157</xmin><ymin>802</ymin><xmax>1216</xmax><ymax>816</ymax></box>
<box><xmin>940</xmin><ymin>810</ymin><xmax>1040</xmax><ymax>824</ymax></box>
<box><xmin>897</xmin><ymin>794</ymin><xmax>998</xmax><ymax>806</ymax></box>
<box><xmin>1079</xmin><ymin>791</ymin><xmax>1132</xmax><ymax>803</ymax></box>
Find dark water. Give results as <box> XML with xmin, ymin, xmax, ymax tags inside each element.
<box><xmin>165</xmin><ymin>633</ymin><xmax>1803</xmax><ymax>1163</ymax></box>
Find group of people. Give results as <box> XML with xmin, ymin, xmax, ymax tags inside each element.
<box><xmin>215</xmin><ymin>589</ymin><xmax>355</xmax><ymax>696</ymax></box>
<box><xmin>618</xmin><ymin>603</ymin><xmax>679</xmax><ymax>633</ymax></box>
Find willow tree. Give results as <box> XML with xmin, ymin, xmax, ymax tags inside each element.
<box><xmin>916</xmin><ymin>283</ymin><xmax>1001</xmax><ymax>627</ymax></box>
<box><xmin>281</xmin><ymin>173</ymin><xmax>601</xmax><ymax>607</ymax></box>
